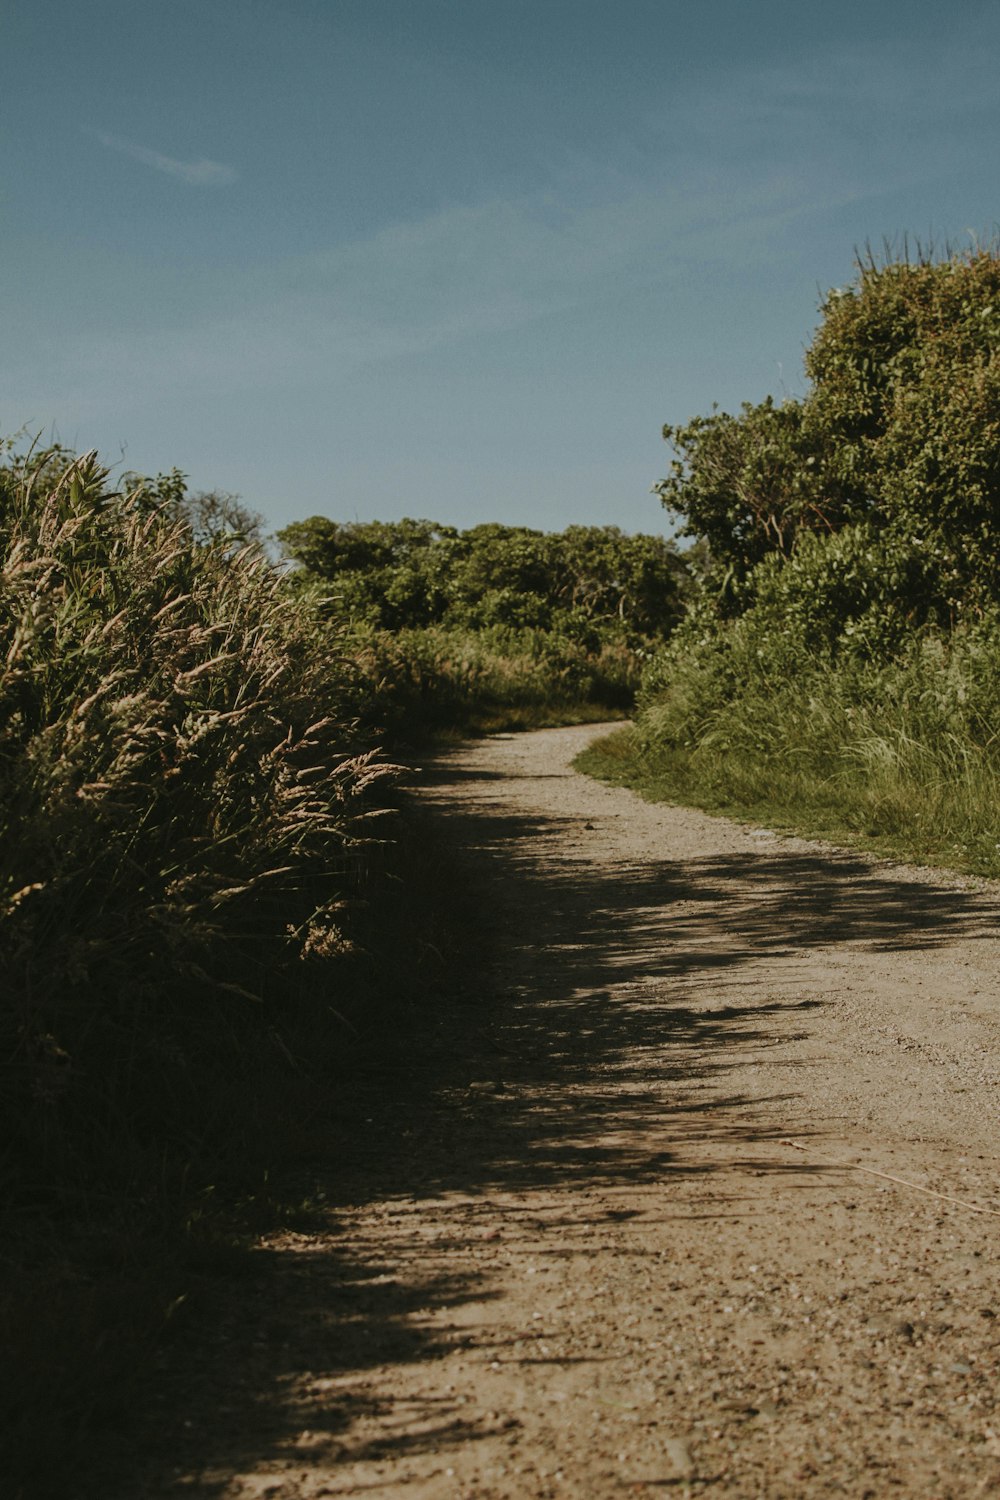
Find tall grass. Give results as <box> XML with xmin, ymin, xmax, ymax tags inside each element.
<box><xmin>579</xmin><ymin>625</ymin><xmax>1000</xmax><ymax>877</ymax></box>
<box><xmin>0</xmin><ymin>450</ymin><xmax>400</xmax><ymax>1493</ymax></box>
<box><xmin>345</xmin><ymin>621</ymin><xmax>639</xmax><ymax>739</ymax></box>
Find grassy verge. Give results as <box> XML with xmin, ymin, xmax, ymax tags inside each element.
<box><xmin>576</xmin><ymin>719</ymin><xmax>1000</xmax><ymax>881</ymax></box>
<box><xmin>0</xmin><ymin>450</ymin><xmax>434</xmax><ymax>1497</ymax></box>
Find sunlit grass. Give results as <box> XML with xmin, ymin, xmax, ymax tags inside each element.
<box><xmin>577</xmin><ymin>645</ymin><xmax>1000</xmax><ymax>880</ymax></box>
<box><xmin>0</xmin><ymin>448</ymin><xmax>403</xmax><ymax>1491</ymax></box>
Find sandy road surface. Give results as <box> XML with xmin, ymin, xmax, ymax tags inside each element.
<box><xmin>150</xmin><ymin>724</ymin><xmax>1000</xmax><ymax>1498</ymax></box>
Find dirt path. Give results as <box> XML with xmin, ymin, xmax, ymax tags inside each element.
<box><xmin>148</xmin><ymin>724</ymin><xmax>1000</xmax><ymax>1498</ymax></box>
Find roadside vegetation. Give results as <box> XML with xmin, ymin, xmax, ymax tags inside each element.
<box><xmin>580</xmin><ymin>245</ymin><xmax>1000</xmax><ymax>878</ymax></box>
<box><xmin>18</xmin><ymin>241</ymin><xmax>1000</xmax><ymax>1492</ymax></box>
<box><xmin>277</xmin><ymin>514</ymin><xmax>688</xmax><ymax>736</ymax></box>
<box><xmin>0</xmin><ymin>446</ymin><xmax>415</xmax><ymax>1494</ymax></box>
<box><xmin>0</xmin><ymin>442</ymin><xmax>684</xmax><ymax>1494</ymax></box>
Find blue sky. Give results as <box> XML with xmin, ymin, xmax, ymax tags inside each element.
<box><xmin>5</xmin><ymin>0</ymin><xmax>1000</xmax><ymax>537</ymax></box>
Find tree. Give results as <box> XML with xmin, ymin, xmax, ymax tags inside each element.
<box><xmin>277</xmin><ymin>517</ymin><xmax>687</xmax><ymax>642</ymax></box>
<box><xmin>657</xmin><ymin>247</ymin><xmax>1000</xmax><ymax>619</ymax></box>
<box><xmin>125</xmin><ymin>468</ymin><xmax>266</xmax><ymax>550</ymax></box>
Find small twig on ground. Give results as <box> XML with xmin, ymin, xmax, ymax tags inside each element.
<box><xmin>779</xmin><ymin>1138</ymin><xmax>1000</xmax><ymax>1218</ymax></box>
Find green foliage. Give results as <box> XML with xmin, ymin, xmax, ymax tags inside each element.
<box><xmin>802</xmin><ymin>251</ymin><xmax>1000</xmax><ymax>613</ymax></box>
<box><xmin>619</xmin><ymin>246</ymin><xmax>1000</xmax><ymax>872</ymax></box>
<box><xmin>657</xmin><ymin>247</ymin><xmax>1000</xmax><ymax>621</ymax></box>
<box><xmin>654</xmin><ymin>397</ymin><xmax>828</xmax><ymax>587</ymax></box>
<box><xmin>277</xmin><ymin>516</ymin><xmax>455</xmax><ymax>629</ymax></box>
<box><xmin>279</xmin><ymin>515</ymin><xmax>686</xmax><ymax>641</ymax></box>
<box><xmin>278</xmin><ymin>515</ymin><xmax>687</xmax><ymax>733</ymax></box>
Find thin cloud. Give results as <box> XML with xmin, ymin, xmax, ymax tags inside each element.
<box><xmin>43</xmin><ymin>166</ymin><xmax>848</xmax><ymax>416</ymax></box>
<box><xmin>89</xmin><ymin>129</ymin><xmax>236</xmax><ymax>186</ymax></box>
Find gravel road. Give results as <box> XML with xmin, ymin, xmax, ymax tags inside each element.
<box><xmin>152</xmin><ymin>723</ymin><xmax>1000</xmax><ymax>1498</ymax></box>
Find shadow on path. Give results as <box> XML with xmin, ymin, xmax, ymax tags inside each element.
<box><xmin>130</xmin><ymin>753</ymin><xmax>998</xmax><ymax>1496</ymax></box>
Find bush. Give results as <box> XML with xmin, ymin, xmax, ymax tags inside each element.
<box><xmin>657</xmin><ymin>247</ymin><xmax>1000</xmax><ymax>620</ymax></box>
<box><xmin>601</xmin><ymin>247</ymin><xmax>1000</xmax><ymax>874</ymax></box>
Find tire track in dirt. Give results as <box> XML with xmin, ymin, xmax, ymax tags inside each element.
<box><xmin>147</xmin><ymin>724</ymin><xmax>1000</xmax><ymax>1498</ymax></box>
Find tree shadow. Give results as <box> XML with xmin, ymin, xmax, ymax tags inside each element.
<box><xmin>125</xmin><ymin>750</ymin><xmax>998</xmax><ymax>1496</ymax></box>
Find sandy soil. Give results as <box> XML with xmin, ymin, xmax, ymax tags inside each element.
<box><xmin>144</xmin><ymin>724</ymin><xmax>1000</xmax><ymax>1498</ymax></box>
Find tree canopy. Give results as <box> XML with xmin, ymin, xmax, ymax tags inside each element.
<box><xmin>656</xmin><ymin>248</ymin><xmax>1000</xmax><ymax>623</ymax></box>
<box><xmin>277</xmin><ymin>517</ymin><xmax>688</xmax><ymax>642</ymax></box>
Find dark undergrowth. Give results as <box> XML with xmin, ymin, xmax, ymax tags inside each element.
<box><xmin>0</xmin><ymin>448</ymin><xmax>437</xmax><ymax>1498</ymax></box>
<box><xmin>3</xmin><ymin>799</ymin><xmax>469</xmax><ymax>1500</ymax></box>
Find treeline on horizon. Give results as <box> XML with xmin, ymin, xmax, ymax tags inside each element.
<box><xmin>276</xmin><ymin>512</ymin><xmax>688</xmax><ymax>735</ymax></box>
<box><xmin>584</xmin><ymin>243</ymin><xmax>1000</xmax><ymax>876</ymax></box>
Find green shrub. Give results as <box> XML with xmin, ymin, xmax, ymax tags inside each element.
<box><xmin>604</xmin><ymin>246</ymin><xmax>1000</xmax><ymax>874</ymax></box>
<box><xmin>656</xmin><ymin>247</ymin><xmax>1000</xmax><ymax>620</ymax></box>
